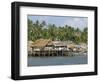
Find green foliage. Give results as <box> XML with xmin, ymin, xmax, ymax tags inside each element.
<box><xmin>28</xmin><ymin>19</ymin><xmax>88</xmax><ymax>43</ymax></box>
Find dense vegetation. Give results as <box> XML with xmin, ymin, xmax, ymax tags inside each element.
<box><xmin>28</xmin><ymin>19</ymin><xmax>87</xmax><ymax>44</ymax></box>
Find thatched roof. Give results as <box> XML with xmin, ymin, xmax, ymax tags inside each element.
<box><xmin>67</xmin><ymin>43</ymin><xmax>76</xmax><ymax>48</ymax></box>
<box><xmin>32</xmin><ymin>39</ymin><xmax>52</xmax><ymax>48</ymax></box>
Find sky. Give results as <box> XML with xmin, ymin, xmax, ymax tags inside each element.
<box><xmin>28</xmin><ymin>15</ymin><xmax>88</xmax><ymax>30</ymax></box>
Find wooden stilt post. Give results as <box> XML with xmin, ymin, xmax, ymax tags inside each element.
<box><xmin>49</xmin><ymin>50</ymin><xmax>50</xmax><ymax>56</ymax></box>
<box><xmin>32</xmin><ymin>47</ymin><xmax>34</xmax><ymax>56</ymax></box>
<box><xmin>61</xmin><ymin>50</ymin><xmax>63</xmax><ymax>56</ymax></box>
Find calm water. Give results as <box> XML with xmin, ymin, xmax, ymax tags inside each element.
<box><xmin>28</xmin><ymin>55</ymin><xmax>87</xmax><ymax>66</ymax></box>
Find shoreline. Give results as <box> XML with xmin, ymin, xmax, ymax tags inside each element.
<box><xmin>28</xmin><ymin>51</ymin><xmax>87</xmax><ymax>57</ymax></box>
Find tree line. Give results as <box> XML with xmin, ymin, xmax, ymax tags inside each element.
<box><xmin>28</xmin><ymin>19</ymin><xmax>88</xmax><ymax>44</ymax></box>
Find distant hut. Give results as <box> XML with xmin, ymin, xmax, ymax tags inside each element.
<box><xmin>67</xmin><ymin>43</ymin><xmax>76</xmax><ymax>51</ymax></box>
<box><xmin>67</xmin><ymin>42</ymin><xmax>87</xmax><ymax>52</ymax></box>
<box><xmin>78</xmin><ymin>43</ymin><xmax>87</xmax><ymax>52</ymax></box>
<box><xmin>52</xmin><ymin>41</ymin><xmax>67</xmax><ymax>50</ymax></box>
<box><xmin>28</xmin><ymin>41</ymin><xmax>34</xmax><ymax>55</ymax></box>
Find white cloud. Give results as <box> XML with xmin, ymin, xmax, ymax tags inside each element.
<box><xmin>63</xmin><ymin>17</ymin><xmax>88</xmax><ymax>30</ymax></box>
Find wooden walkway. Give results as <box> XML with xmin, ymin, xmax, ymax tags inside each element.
<box><xmin>29</xmin><ymin>50</ymin><xmax>81</xmax><ymax>57</ymax></box>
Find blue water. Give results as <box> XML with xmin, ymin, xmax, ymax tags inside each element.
<box><xmin>28</xmin><ymin>55</ymin><xmax>87</xmax><ymax>66</ymax></box>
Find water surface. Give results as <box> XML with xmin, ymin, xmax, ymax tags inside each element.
<box><xmin>28</xmin><ymin>55</ymin><xmax>87</xmax><ymax>66</ymax></box>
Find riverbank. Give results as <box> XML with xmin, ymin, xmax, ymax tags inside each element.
<box><xmin>28</xmin><ymin>51</ymin><xmax>87</xmax><ymax>57</ymax></box>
